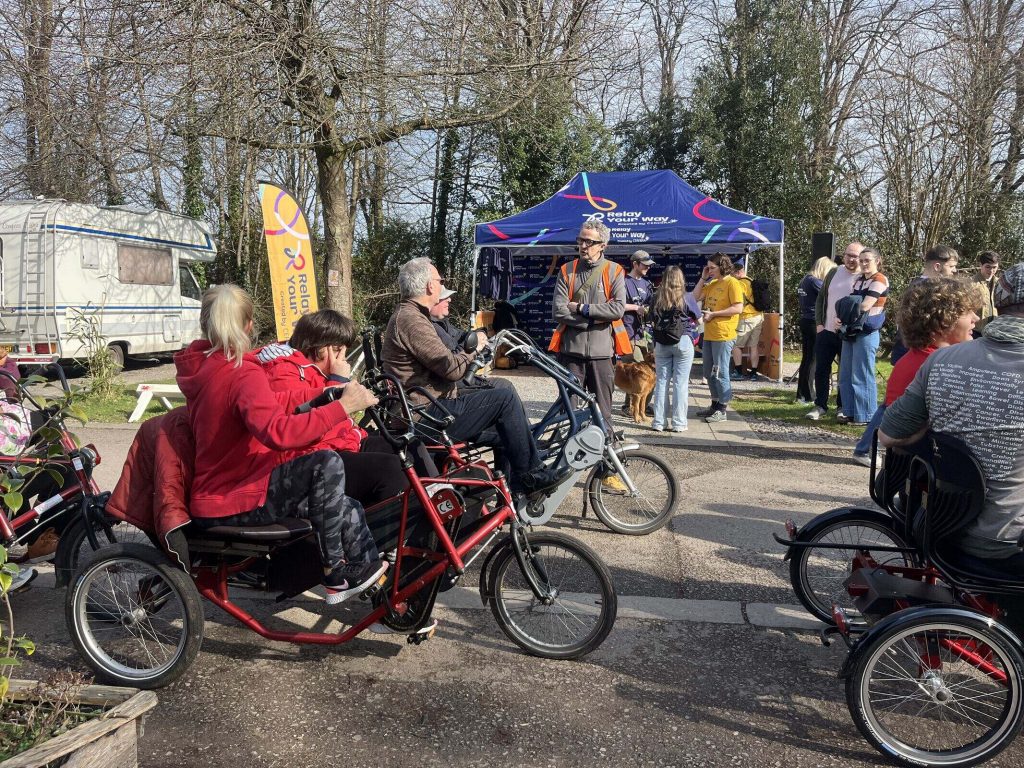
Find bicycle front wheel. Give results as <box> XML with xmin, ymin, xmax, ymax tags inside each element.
<box><xmin>489</xmin><ymin>531</ymin><xmax>616</xmax><ymax>659</ymax></box>
<box><xmin>587</xmin><ymin>450</ymin><xmax>677</xmax><ymax>535</ymax></box>
<box><xmin>846</xmin><ymin>614</ymin><xmax>1024</xmax><ymax>767</ymax></box>
<box><xmin>66</xmin><ymin>543</ymin><xmax>204</xmax><ymax>689</ymax></box>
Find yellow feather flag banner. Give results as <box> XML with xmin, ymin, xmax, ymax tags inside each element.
<box><xmin>258</xmin><ymin>181</ymin><xmax>319</xmax><ymax>341</ymax></box>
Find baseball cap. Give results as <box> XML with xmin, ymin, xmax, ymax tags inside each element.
<box><xmin>994</xmin><ymin>263</ymin><xmax>1024</xmax><ymax>309</ymax></box>
<box><xmin>631</xmin><ymin>250</ymin><xmax>655</xmax><ymax>265</ymax></box>
<box><xmin>439</xmin><ymin>287</ymin><xmax>456</xmax><ymax>301</ymax></box>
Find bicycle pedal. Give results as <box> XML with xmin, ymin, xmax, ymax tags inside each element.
<box><xmin>359</xmin><ymin>572</ymin><xmax>389</xmax><ymax>600</ymax></box>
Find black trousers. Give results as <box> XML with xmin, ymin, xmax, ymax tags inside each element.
<box><xmin>559</xmin><ymin>355</ymin><xmax>615</xmax><ymax>433</ymax></box>
<box><xmin>797</xmin><ymin>318</ymin><xmax>817</xmax><ymax>402</ymax></box>
<box><xmin>426</xmin><ymin>386</ymin><xmax>539</xmax><ymax>479</ymax></box>
<box><xmin>813</xmin><ymin>330</ymin><xmax>843</xmax><ymax>411</ymax></box>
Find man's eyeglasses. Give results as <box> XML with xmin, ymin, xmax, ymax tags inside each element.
<box><xmin>576</xmin><ymin>237</ymin><xmax>603</xmax><ymax>249</ymax></box>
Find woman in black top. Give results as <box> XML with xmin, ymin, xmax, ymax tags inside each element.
<box><xmin>796</xmin><ymin>258</ymin><xmax>835</xmax><ymax>403</ymax></box>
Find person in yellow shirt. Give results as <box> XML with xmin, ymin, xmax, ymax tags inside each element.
<box><xmin>692</xmin><ymin>253</ymin><xmax>744</xmax><ymax>423</ymax></box>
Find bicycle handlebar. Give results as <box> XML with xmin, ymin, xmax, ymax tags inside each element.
<box><xmin>294</xmin><ymin>386</ymin><xmax>344</xmax><ymax>414</ymax></box>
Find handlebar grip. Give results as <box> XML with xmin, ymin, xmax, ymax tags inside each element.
<box><xmin>294</xmin><ymin>387</ymin><xmax>343</xmax><ymax>414</ymax></box>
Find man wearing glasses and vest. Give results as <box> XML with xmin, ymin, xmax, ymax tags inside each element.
<box><xmin>549</xmin><ymin>220</ymin><xmax>631</xmax><ymax>437</ymax></box>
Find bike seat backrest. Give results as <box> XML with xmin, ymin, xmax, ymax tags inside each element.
<box><xmin>912</xmin><ymin>433</ymin><xmax>987</xmax><ymax>557</ymax></box>
<box><xmin>875</xmin><ymin>439</ymin><xmax>932</xmax><ymax>527</ymax></box>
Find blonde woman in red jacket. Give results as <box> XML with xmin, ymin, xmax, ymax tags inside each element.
<box><xmin>174</xmin><ymin>284</ymin><xmax>386</xmax><ymax>605</ymax></box>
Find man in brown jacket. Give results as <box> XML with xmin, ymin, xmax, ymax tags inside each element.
<box><xmin>382</xmin><ymin>258</ymin><xmax>568</xmax><ymax>495</ymax></box>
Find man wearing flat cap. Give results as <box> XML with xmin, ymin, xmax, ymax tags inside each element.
<box><xmin>623</xmin><ymin>251</ymin><xmax>656</xmax><ymax>366</ymax></box>
<box><xmin>880</xmin><ymin>262</ymin><xmax>1024</xmax><ymax>591</ymax></box>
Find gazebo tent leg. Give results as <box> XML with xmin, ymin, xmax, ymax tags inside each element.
<box><xmin>777</xmin><ymin>242</ymin><xmax>785</xmax><ymax>383</ymax></box>
<box><xmin>470</xmin><ymin>247</ymin><xmax>481</xmax><ymax>315</ymax></box>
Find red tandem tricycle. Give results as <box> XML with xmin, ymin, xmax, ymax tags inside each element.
<box><xmin>63</xmin><ymin>369</ymin><xmax>618</xmax><ymax>690</ymax></box>
<box><xmin>781</xmin><ymin>432</ymin><xmax>1024</xmax><ymax>767</ymax></box>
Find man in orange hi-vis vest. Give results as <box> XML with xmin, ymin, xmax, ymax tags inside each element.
<box><xmin>550</xmin><ymin>220</ymin><xmax>630</xmax><ymax>439</ymax></box>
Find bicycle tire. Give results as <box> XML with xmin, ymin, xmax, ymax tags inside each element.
<box><xmin>789</xmin><ymin>511</ymin><xmax>911</xmax><ymax>624</ymax></box>
<box><xmin>586</xmin><ymin>451</ymin><xmax>678</xmax><ymax>535</ymax></box>
<box><xmin>489</xmin><ymin>531</ymin><xmax>616</xmax><ymax>659</ymax></box>
<box><xmin>846</xmin><ymin>613</ymin><xmax>1024</xmax><ymax>767</ymax></box>
<box><xmin>66</xmin><ymin>543</ymin><xmax>204</xmax><ymax>689</ymax></box>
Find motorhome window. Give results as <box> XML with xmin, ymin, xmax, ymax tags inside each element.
<box><xmin>117</xmin><ymin>244</ymin><xmax>173</xmax><ymax>285</ymax></box>
<box><xmin>179</xmin><ymin>265</ymin><xmax>201</xmax><ymax>301</ymax></box>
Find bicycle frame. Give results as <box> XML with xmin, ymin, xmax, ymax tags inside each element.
<box><xmin>190</xmin><ymin>373</ymin><xmax>551</xmax><ymax>646</ymax></box>
<box><xmin>0</xmin><ymin>366</ymin><xmax>105</xmax><ymax>545</ymax></box>
<box><xmin>836</xmin><ymin>550</ymin><xmax>1013</xmax><ymax>685</ymax></box>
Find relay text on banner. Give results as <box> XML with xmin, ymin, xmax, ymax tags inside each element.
<box><xmin>258</xmin><ymin>181</ymin><xmax>318</xmax><ymax>341</ymax></box>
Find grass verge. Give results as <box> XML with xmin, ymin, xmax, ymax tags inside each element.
<box><xmin>731</xmin><ymin>350</ymin><xmax>894</xmax><ymax>438</ymax></box>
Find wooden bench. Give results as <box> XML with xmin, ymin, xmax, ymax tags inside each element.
<box><xmin>128</xmin><ymin>384</ymin><xmax>185</xmax><ymax>423</ymax></box>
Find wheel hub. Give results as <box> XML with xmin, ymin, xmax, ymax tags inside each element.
<box><xmin>920</xmin><ymin>670</ymin><xmax>952</xmax><ymax>703</ymax></box>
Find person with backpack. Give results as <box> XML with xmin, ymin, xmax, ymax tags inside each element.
<box><xmin>730</xmin><ymin>257</ymin><xmax>768</xmax><ymax>380</ymax></box>
<box><xmin>650</xmin><ymin>266</ymin><xmax>697</xmax><ymax>432</ymax></box>
<box><xmin>692</xmin><ymin>253</ymin><xmax>744</xmax><ymax>423</ymax></box>
<box><xmin>835</xmin><ymin>247</ymin><xmax>888</xmax><ymax>426</ymax></box>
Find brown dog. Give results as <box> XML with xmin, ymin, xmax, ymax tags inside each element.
<box><xmin>614</xmin><ymin>350</ymin><xmax>656</xmax><ymax>424</ymax></box>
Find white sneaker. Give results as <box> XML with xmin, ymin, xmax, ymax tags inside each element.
<box><xmin>805</xmin><ymin>406</ymin><xmax>825</xmax><ymax>421</ymax></box>
<box><xmin>795</xmin><ymin>398</ymin><xmax>811</xmax><ymax>405</ymax></box>
<box><xmin>837</xmin><ymin>411</ymin><xmax>848</xmax><ymax>420</ymax></box>
<box><xmin>852</xmin><ymin>452</ymin><xmax>872</xmax><ymax>467</ymax></box>
<box><xmin>6</xmin><ymin>566</ymin><xmax>37</xmax><ymax>594</ymax></box>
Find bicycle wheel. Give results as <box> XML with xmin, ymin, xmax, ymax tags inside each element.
<box><xmin>54</xmin><ymin>514</ymin><xmax>155</xmax><ymax>586</ymax></box>
<box><xmin>846</xmin><ymin>613</ymin><xmax>1024</xmax><ymax>767</ymax></box>
<box><xmin>790</xmin><ymin>511</ymin><xmax>912</xmax><ymax>624</ymax></box>
<box><xmin>65</xmin><ymin>543</ymin><xmax>204</xmax><ymax>689</ymax></box>
<box><xmin>586</xmin><ymin>450</ymin><xmax>677</xmax><ymax>535</ymax></box>
<box><xmin>489</xmin><ymin>531</ymin><xmax>616</xmax><ymax>659</ymax></box>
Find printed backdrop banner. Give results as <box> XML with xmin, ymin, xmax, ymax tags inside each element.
<box><xmin>259</xmin><ymin>181</ymin><xmax>318</xmax><ymax>340</ymax></box>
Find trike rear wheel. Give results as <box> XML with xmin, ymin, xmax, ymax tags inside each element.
<box><xmin>489</xmin><ymin>531</ymin><xmax>616</xmax><ymax>659</ymax></box>
<box><xmin>65</xmin><ymin>543</ymin><xmax>203</xmax><ymax>689</ymax></box>
<box><xmin>586</xmin><ymin>451</ymin><xmax>677</xmax><ymax>535</ymax></box>
<box><xmin>790</xmin><ymin>511</ymin><xmax>911</xmax><ymax>624</ymax></box>
<box><xmin>846</xmin><ymin>614</ymin><xmax>1024</xmax><ymax>767</ymax></box>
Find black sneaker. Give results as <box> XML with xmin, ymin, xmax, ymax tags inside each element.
<box><xmin>324</xmin><ymin>559</ymin><xmax>389</xmax><ymax>605</ymax></box>
<box><xmin>516</xmin><ymin>464</ymin><xmax>574</xmax><ymax>496</ymax></box>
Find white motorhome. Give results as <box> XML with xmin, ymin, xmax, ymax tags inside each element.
<box><xmin>0</xmin><ymin>200</ymin><xmax>215</xmax><ymax>366</ymax></box>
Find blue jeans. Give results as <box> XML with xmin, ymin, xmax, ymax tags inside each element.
<box><xmin>839</xmin><ymin>331</ymin><xmax>879</xmax><ymax>423</ymax></box>
<box><xmin>702</xmin><ymin>339</ymin><xmax>735</xmax><ymax>406</ymax></box>
<box><xmin>853</xmin><ymin>404</ymin><xmax>886</xmax><ymax>456</ymax></box>
<box><xmin>653</xmin><ymin>337</ymin><xmax>694</xmax><ymax>429</ymax></box>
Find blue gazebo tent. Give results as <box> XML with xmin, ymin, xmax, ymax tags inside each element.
<box><xmin>471</xmin><ymin>170</ymin><xmax>786</xmax><ymax>379</ymax></box>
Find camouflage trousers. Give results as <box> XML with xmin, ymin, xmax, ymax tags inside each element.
<box><xmin>208</xmin><ymin>450</ymin><xmax>379</xmax><ymax>569</ymax></box>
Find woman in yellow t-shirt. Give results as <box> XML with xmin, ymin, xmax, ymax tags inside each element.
<box><xmin>692</xmin><ymin>253</ymin><xmax>744</xmax><ymax>422</ymax></box>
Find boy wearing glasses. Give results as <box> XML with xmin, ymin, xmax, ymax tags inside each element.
<box><xmin>549</xmin><ymin>221</ymin><xmax>630</xmax><ymax>434</ymax></box>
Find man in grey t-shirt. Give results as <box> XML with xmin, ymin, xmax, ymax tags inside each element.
<box><xmin>880</xmin><ymin>262</ymin><xmax>1024</xmax><ymax>566</ymax></box>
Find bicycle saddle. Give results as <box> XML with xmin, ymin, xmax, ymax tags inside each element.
<box><xmin>189</xmin><ymin>518</ymin><xmax>313</xmax><ymax>542</ymax></box>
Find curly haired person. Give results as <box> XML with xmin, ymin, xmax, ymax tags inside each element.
<box><xmin>851</xmin><ymin>277</ymin><xmax>979</xmax><ymax>465</ymax></box>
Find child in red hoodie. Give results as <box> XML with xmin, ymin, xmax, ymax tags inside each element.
<box><xmin>260</xmin><ymin>310</ymin><xmax>412</xmax><ymax>506</ymax></box>
<box><xmin>174</xmin><ymin>285</ymin><xmax>386</xmax><ymax>605</ymax></box>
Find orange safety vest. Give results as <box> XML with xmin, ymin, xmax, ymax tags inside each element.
<box><xmin>548</xmin><ymin>260</ymin><xmax>633</xmax><ymax>356</ymax></box>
